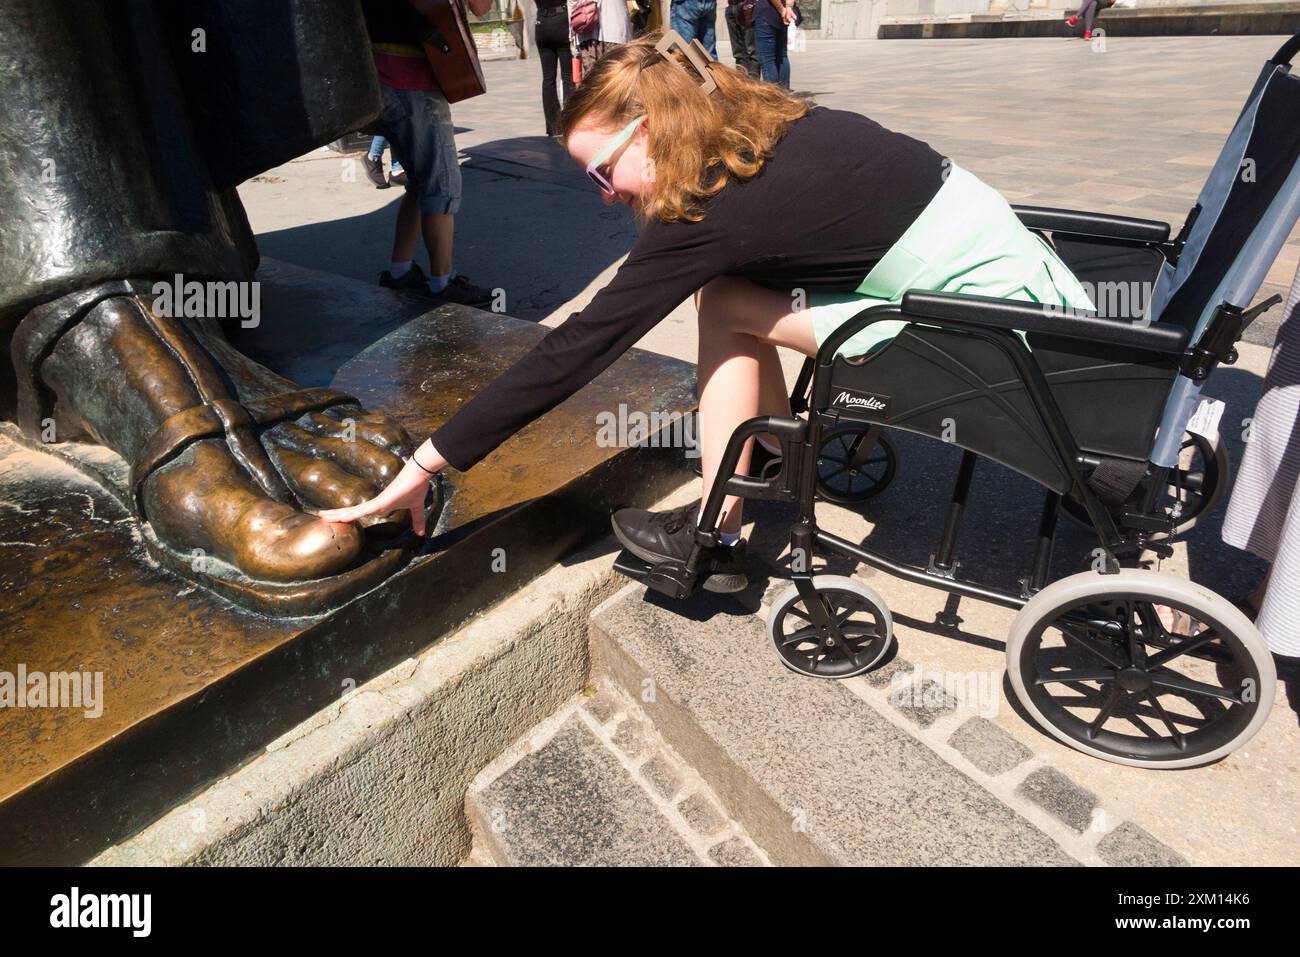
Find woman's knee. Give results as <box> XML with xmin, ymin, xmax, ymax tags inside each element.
<box><xmin>697</xmin><ymin>275</ymin><xmax>818</xmax><ymax>354</ymax></box>
<box><xmin>696</xmin><ymin>275</ymin><xmax>752</xmax><ymax>329</ymax></box>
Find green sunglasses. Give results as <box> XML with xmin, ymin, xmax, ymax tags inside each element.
<box><xmin>581</xmin><ymin>30</ymin><xmax>717</xmax><ymax>197</ymax></box>
<box><xmin>585</xmin><ymin>114</ymin><xmax>647</xmax><ymax>196</ymax></box>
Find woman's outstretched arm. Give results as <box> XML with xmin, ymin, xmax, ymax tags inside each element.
<box><xmin>318</xmin><ymin>212</ymin><xmax>733</xmax><ymax>531</ymax></box>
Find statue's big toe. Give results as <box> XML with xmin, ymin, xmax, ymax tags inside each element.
<box><xmin>145</xmin><ymin>442</ymin><xmax>363</xmax><ymax>582</ymax></box>
<box><xmin>237</xmin><ymin>503</ymin><xmax>362</xmax><ymax>581</ymax></box>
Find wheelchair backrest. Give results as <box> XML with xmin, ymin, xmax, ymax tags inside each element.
<box><xmin>1146</xmin><ymin>31</ymin><xmax>1300</xmax><ymax>339</ymax></box>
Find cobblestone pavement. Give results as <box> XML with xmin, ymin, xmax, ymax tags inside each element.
<box><xmin>467</xmin><ymin>688</ymin><xmax>772</xmax><ymax>866</ymax></box>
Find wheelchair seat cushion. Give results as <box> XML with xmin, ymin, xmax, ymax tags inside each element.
<box><xmin>809</xmin><ymin>163</ymin><xmax>1096</xmax><ymax>358</ymax></box>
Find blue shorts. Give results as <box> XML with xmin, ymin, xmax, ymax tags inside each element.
<box><xmin>378</xmin><ymin>84</ymin><xmax>462</xmax><ymax>215</ymax></box>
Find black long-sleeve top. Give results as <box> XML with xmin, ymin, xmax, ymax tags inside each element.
<box><xmin>429</xmin><ymin>106</ymin><xmax>945</xmax><ymax>471</ymax></box>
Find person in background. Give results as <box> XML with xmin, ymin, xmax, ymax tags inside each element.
<box><xmin>361</xmin><ymin>0</ymin><xmax>495</xmax><ymax>306</ymax></box>
<box><xmin>629</xmin><ymin>0</ymin><xmax>652</xmax><ymax>38</ymax></box>
<box><xmin>725</xmin><ymin>0</ymin><xmax>759</xmax><ymax>79</ymax></box>
<box><xmin>536</xmin><ymin>0</ymin><xmax>575</xmax><ymax>137</ymax></box>
<box><xmin>1066</xmin><ymin>0</ymin><xmax>1115</xmax><ymax>41</ymax></box>
<box><xmin>363</xmin><ymin>135</ymin><xmax>406</xmax><ymax>188</ymax></box>
<box><xmin>669</xmin><ymin>0</ymin><xmax>719</xmax><ymax>59</ymax></box>
<box><xmin>1220</xmin><ymin>261</ymin><xmax>1300</xmax><ymax>661</ymax></box>
<box><xmin>754</xmin><ymin>0</ymin><xmax>794</xmax><ymax>87</ymax></box>
<box><xmin>572</xmin><ymin>0</ymin><xmax>634</xmax><ymax>79</ymax></box>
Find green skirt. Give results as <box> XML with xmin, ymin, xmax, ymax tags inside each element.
<box><xmin>809</xmin><ymin>162</ymin><xmax>1096</xmax><ymax>358</ymax></box>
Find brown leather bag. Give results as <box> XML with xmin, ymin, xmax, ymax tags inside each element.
<box><xmin>405</xmin><ymin>0</ymin><xmax>487</xmax><ymax>103</ymax></box>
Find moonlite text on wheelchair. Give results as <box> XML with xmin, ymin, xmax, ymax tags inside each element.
<box><xmin>615</xmin><ymin>31</ymin><xmax>1300</xmax><ymax>769</ymax></box>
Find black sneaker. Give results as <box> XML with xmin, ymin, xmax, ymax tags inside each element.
<box><xmin>431</xmin><ymin>274</ymin><xmax>495</xmax><ymax>308</ymax></box>
<box><xmin>379</xmin><ymin>262</ymin><xmax>434</xmax><ymax>297</ymax></box>
<box><xmin>363</xmin><ymin>155</ymin><xmax>390</xmax><ymax>189</ymax></box>
<box><xmin>691</xmin><ymin>439</ymin><xmax>782</xmax><ymax>480</ymax></box>
<box><xmin>611</xmin><ymin>499</ymin><xmax>748</xmax><ymax>593</ymax></box>
<box><xmin>389</xmin><ymin>168</ymin><xmax>408</xmax><ymax>187</ymax></box>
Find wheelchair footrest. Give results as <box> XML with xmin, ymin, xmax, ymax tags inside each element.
<box><xmin>614</xmin><ymin>543</ymin><xmax>750</xmax><ymax>598</ymax></box>
<box><xmin>614</xmin><ymin>549</ymin><xmax>700</xmax><ymax>600</ymax></box>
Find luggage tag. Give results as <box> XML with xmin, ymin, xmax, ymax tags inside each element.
<box><xmin>1186</xmin><ymin>397</ymin><xmax>1225</xmax><ymax>442</ymax></box>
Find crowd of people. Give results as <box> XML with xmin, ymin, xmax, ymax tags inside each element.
<box><xmin>528</xmin><ymin>0</ymin><xmax>806</xmax><ymax>118</ymax></box>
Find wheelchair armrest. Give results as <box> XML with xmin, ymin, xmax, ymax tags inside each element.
<box><xmin>900</xmin><ymin>291</ymin><xmax>1190</xmax><ymax>355</ymax></box>
<box><xmin>1012</xmin><ymin>205</ymin><xmax>1172</xmax><ymax>244</ymax></box>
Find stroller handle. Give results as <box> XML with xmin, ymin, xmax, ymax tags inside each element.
<box><xmin>1270</xmin><ymin>29</ymin><xmax>1300</xmax><ymax>67</ymax></box>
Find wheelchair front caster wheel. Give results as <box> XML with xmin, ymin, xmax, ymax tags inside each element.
<box><xmin>1006</xmin><ymin>569</ymin><xmax>1275</xmax><ymax>769</ymax></box>
<box><xmin>816</xmin><ymin>427</ymin><xmax>897</xmax><ymax>505</ymax></box>
<box><xmin>1062</xmin><ymin>431</ymin><xmax>1229</xmax><ymax>539</ymax></box>
<box><xmin>766</xmin><ymin>575</ymin><xmax>893</xmax><ymax>678</ymax></box>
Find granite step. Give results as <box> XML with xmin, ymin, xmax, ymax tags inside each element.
<box><xmin>465</xmin><ymin>688</ymin><xmax>771</xmax><ymax>866</ymax></box>
<box><xmin>588</xmin><ymin>578</ymin><xmax>1188</xmax><ymax>867</ymax></box>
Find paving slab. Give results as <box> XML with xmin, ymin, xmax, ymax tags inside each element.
<box><xmin>472</xmin><ymin>714</ymin><xmax>701</xmax><ymax>866</ymax></box>
<box><xmin>733</xmin><ymin>428</ymin><xmax>1299</xmax><ymax>866</ymax></box>
<box><xmin>591</xmin><ymin>585</ymin><xmax>1079</xmax><ymax>866</ymax></box>
<box><xmin>466</xmin><ymin>688</ymin><xmax>771</xmax><ymax>865</ymax></box>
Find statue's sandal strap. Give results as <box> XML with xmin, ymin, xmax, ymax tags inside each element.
<box><xmin>131</xmin><ymin>387</ymin><xmax>360</xmax><ymax>517</ymax></box>
<box><xmin>11</xmin><ymin>281</ymin><xmax>147</xmax><ymax>435</ymax></box>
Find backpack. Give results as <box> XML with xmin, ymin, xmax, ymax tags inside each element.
<box><xmin>570</xmin><ymin>0</ymin><xmax>599</xmax><ymax>39</ymax></box>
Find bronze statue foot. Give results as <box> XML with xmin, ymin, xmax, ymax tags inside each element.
<box><xmin>14</xmin><ymin>283</ymin><xmax>427</xmax><ymax>614</ymax></box>
<box><xmin>141</xmin><ymin>408</ymin><xmax>409</xmax><ymax>582</ymax></box>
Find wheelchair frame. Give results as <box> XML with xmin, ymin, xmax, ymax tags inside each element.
<box><xmin>613</xmin><ymin>210</ymin><xmax>1283</xmax><ymax>767</ymax></box>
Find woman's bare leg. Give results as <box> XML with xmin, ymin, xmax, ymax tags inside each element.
<box><xmin>695</xmin><ymin>276</ymin><xmax>819</xmax><ymax>534</ymax></box>
<box><xmin>757</xmin><ymin>341</ymin><xmax>794</xmax><ymax>429</ymax></box>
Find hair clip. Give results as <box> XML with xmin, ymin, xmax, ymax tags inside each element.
<box><xmin>654</xmin><ymin>29</ymin><xmax>718</xmax><ymax>96</ymax></box>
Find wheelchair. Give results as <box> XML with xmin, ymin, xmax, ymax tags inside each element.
<box><xmin>615</xmin><ymin>32</ymin><xmax>1300</xmax><ymax>768</ymax></box>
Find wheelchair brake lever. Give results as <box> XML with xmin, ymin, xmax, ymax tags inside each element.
<box><xmin>1240</xmin><ymin>293</ymin><xmax>1282</xmax><ymax>331</ymax></box>
<box><xmin>1186</xmin><ymin>295</ymin><xmax>1281</xmax><ymax>378</ymax></box>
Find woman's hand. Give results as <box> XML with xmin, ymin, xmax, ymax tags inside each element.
<box><xmin>317</xmin><ymin>439</ymin><xmax>446</xmax><ymax>536</ymax></box>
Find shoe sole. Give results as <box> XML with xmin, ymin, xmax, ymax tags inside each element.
<box><xmin>380</xmin><ymin>283</ymin><xmax>436</xmax><ymax>299</ymax></box>
<box><xmin>611</xmin><ymin>519</ymin><xmax>748</xmax><ymax>593</ymax></box>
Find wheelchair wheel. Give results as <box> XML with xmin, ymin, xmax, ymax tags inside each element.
<box><xmin>1006</xmin><ymin>569</ymin><xmax>1274</xmax><ymax>769</ymax></box>
<box><xmin>816</xmin><ymin>426</ymin><xmax>897</xmax><ymax>504</ymax></box>
<box><xmin>766</xmin><ymin>575</ymin><xmax>893</xmax><ymax>678</ymax></box>
<box><xmin>1062</xmin><ymin>431</ymin><xmax>1229</xmax><ymax>539</ymax></box>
